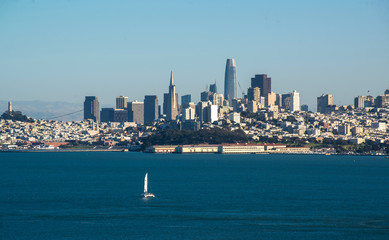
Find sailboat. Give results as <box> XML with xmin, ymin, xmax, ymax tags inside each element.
<box><xmin>142</xmin><ymin>173</ymin><xmax>155</xmax><ymax>198</ymax></box>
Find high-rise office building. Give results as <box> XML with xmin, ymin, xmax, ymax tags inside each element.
<box><xmin>365</xmin><ymin>95</ymin><xmax>375</xmax><ymax>107</ymax></box>
<box><xmin>84</xmin><ymin>96</ymin><xmax>100</xmax><ymax>123</ymax></box>
<box><xmin>275</xmin><ymin>94</ymin><xmax>283</xmax><ymax>107</ymax></box>
<box><xmin>209</xmin><ymin>93</ymin><xmax>224</xmax><ymax>107</ymax></box>
<box><xmin>201</xmin><ymin>91</ymin><xmax>212</xmax><ymax>101</ymax></box>
<box><xmin>113</xmin><ymin>109</ymin><xmax>128</xmax><ymax>122</ymax></box>
<box><xmin>181</xmin><ymin>94</ymin><xmax>191</xmax><ymax>108</ymax></box>
<box><xmin>375</xmin><ymin>89</ymin><xmax>389</xmax><ymax>108</ymax></box>
<box><xmin>248</xmin><ymin>100</ymin><xmax>258</xmax><ymax>113</ymax></box>
<box><xmin>210</xmin><ymin>82</ymin><xmax>217</xmax><ymax>93</ymax></box>
<box><xmin>282</xmin><ymin>93</ymin><xmax>291</xmax><ymax>110</ymax></box>
<box><xmin>163</xmin><ymin>93</ymin><xmax>169</xmax><ymax>115</ymax></box>
<box><xmin>354</xmin><ymin>96</ymin><xmax>366</xmax><ymax>109</ymax></box>
<box><xmin>291</xmin><ymin>90</ymin><xmax>300</xmax><ymax>112</ymax></box>
<box><xmin>166</xmin><ymin>71</ymin><xmax>179</xmax><ymax>121</ymax></box>
<box><xmin>375</xmin><ymin>95</ymin><xmax>389</xmax><ymax>108</ymax></box>
<box><xmin>224</xmin><ymin>58</ymin><xmax>237</xmax><ymax>101</ymax></box>
<box><xmin>100</xmin><ymin>108</ymin><xmax>128</xmax><ymax>123</ymax></box>
<box><xmin>266</xmin><ymin>92</ymin><xmax>276</xmax><ymax>107</ymax></box>
<box><xmin>251</xmin><ymin>74</ymin><xmax>271</xmax><ymax>97</ymax></box>
<box><xmin>100</xmin><ymin>108</ymin><xmax>114</xmax><ymax>122</ymax></box>
<box><xmin>247</xmin><ymin>87</ymin><xmax>260</xmax><ymax>102</ymax></box>
<box><xmin>182</xmin><ymin>106</ymin><xmax>196</xmax><ymax>121</ymax></box>
<box><xmin>205</xmin><ymin>105</ymin><xmax>218</xmax><ymax>123</ymax></box>
<box><xmin>196</xmin><ymin>101</ymin><xmax>209</xmax><ymax>123</ymax></box>
<box><xmin>116</xmin><ymin>96</ymin><xmax>128</xmax><ymax>109</ymax></box>
<box><xmin>144</xmin><ymin>95</ymin><xmax>158</xmax><ymax>124</ymax></box>
<box><xmin>317</xmin><ymin>94</ymin><xmax>333</xmax><ymax>113</ymax></box>
<box><xmin>128</xmin><ymin>101</ymin><xmax>144</xmax><ymax>125</ymax></box>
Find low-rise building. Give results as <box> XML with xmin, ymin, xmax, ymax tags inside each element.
<box><xmin>218</xmin><ymin>144</ymin><xmax>265</xmax><ymax>154</ymax></box>
<box><xmin>145</xmin><ymin>145</ymin><xmax>178</xmax><ymax>153</ymax></box>
<box><xmin>176</xmin><ymin>145</ymin><xmax>219</xmax><ymax>153</ymax></box>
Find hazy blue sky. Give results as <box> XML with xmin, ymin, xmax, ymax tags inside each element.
<box><xmin>1</xmin><ymin>0</ymin><xmax>388</xmax><ymax>110</ymax></box>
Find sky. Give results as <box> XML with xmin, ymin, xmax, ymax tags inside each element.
<box><xmin>0</xmin><ymin>0</ymin><xmax>388</xmax><ymax>111</ymax></box>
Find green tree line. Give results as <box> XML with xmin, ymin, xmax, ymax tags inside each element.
<box><xmin>142</xmin><ymin>128</ymin><xmax>248</xmax><ymax>148</ymax></box>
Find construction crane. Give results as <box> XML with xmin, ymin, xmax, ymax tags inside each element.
<box><xmin>238</xmin><ymin>82</ymin><xmax>245</xmax><ymax>99</ymax></box>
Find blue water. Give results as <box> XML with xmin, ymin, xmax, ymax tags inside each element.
<box><xmin>1</xmin><ymin>153</ymin><xmax>389</xmax><ymax>239</ymax></box>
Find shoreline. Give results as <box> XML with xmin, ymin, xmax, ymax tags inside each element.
<box><xmin>0</xmin><ymin>149</ymin><xmax>387</xmax><ymax>157</ymax></box>
<box><xmin>0</xmin><ymin>149</ymin><xmax>126</xmax><ymax>153</ymax></box>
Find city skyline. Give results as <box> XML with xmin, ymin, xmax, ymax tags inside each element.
<box><xmin>1</xmin><ymin>0</ymin><xmax>389</xmax><ymax>111</ymax></box>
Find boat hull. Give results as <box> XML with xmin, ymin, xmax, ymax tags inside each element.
<box><xmin>143</xmin><ymin>193</ymin><xmax>155</xmax><ymax>198</ymax></box>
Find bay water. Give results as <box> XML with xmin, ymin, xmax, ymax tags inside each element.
<box><xmin>1</xmin><ymin>152</ymin><xmax>388</xmax><ymax>239</ymax></box>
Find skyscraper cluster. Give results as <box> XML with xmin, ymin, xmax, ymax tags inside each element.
<box><xmin>354</xmin><ymin>91</ymin><xmax>389</xmax><ymax>109</ymax></box>
<box><xmin>83</xmin><ymin>58</ymin><xmax>339</xmax><ymax>127</ymax></box>
<box><xmin>315</xmin><ymin>88</ymin><xmax>389</xmax><ymax>114</ymax></box>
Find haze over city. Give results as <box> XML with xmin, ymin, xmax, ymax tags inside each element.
<box><xmin>1</xmin><ymin>0</ymin><xmax>389</xmax><ymax>112</ymax></box>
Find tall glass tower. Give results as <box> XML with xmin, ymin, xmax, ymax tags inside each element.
<box><xmin>224</xmin><ymin>58</ymin><xmax>237</xmax><ymax>101</ymax></box>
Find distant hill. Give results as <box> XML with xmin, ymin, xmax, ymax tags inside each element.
<box><xmin>0</xmin><ymin>101</ymin><xmax>83</xmax><ymax>121</ymax></box>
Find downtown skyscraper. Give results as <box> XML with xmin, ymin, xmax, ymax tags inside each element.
<box><xmin>144</xmin><ymin>95</ymin><xmax>158</xmax><ymax>124</ymax></box>
<box><xmin>116</xmin><ymin>96</ymin><xmax>128</xmax><ymax>109</ymax></box>
<box><xmin>224</xmin><ymin>58</ymin><xmax>237</xmax><ymax>101</ymax></box>
<box><xmin>166</xmin><ymin>71</ymin><xmax>178</xmax><ymax>121</ymax></box>
<box><xmin>317</xmin><ymin>94</ymin><xmax>333</xmax><ymax>113</ymax></box>
<box><xmin>251</xmin><ymin>74</ymin><xmax>271</xmax><ymax>97</ymax></box>
<box><xmin>84</xmin><ymin>96</ymin><xmax>100</xmax><ymax>123</ymax></box>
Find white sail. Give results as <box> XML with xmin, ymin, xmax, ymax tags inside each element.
<box><xmin>142</xmin><ymin>172</ymin><xmax>155</xmax><ymax>198</ymax></box>
<box><xmin>144</xmin><ymin>173</ymin><xmax>148</xmax><ymax>193</ymax></box>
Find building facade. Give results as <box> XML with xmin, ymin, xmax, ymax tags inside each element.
<box><xmin>113</xmin><ymin>109</ymin><xmax>128</xmax><ymax>122</ymax></box>
<box><xmin>166</xmin><ymin>71</ymin><xmax>179</xmax><ymax>121</ymax></box>
<box><xmin>100</xmin><ymin>108</ymin><xmax>114</xmax><ymax>123</ymax></box>
<box><xmin>201</xmin><ymin>91</ymin><xmax>212</xmax><ymax>102</ymax></box>
<box><xmin>181</xmin><ymin>94</ymin><xmax>191</xmax><ymax>108</ymax></box>
<box><xmin>116</xmin><ymin>96</ymin><xmax>128</xmax><ymax>109</ymax></box>
<box><xmin>196</xmin><ymin>101</ymin><xmax>209</xmax><ymax>123</ymax></box>
<box><xmin>101</xmin><ymin>108</ymin><xmax>128</xmax><ymax>123</ymax></box>
<box><xmin>209</xmin><ymin>93</ymin><xmax>224</xmax><ymax>107</ymax></box>
<box><xmin>224</xmin><ymin>58</ymin><xmax>237</xmax><ymax>101</ymax></box>
<box><xmin>209</xmin><ymin>83</ymin><xmax>217</xmax><ymax>93</ymax></box>
<box><xmin>247</xmin><ymin>87</ymin><xmax>260</xmax><ymax>102</ymax></box>
<box><xmin>375</xmin><ymin>90</ymin><xmax>389</xmax><ymax>108</ymax></box>
<box><xmin>128</xmin><ymin>101</ymin><xmax>144</xmax><ymax>125</ymax></box>
<box><xmin>354</xmin><ymin>96</ymin><xmax>365</xmax><ymax>109</ymax></box>
<box><xmin>205</xmin><ymin>105</ymin><xmax>218</xmax><ymax>123</ymax></box>
<box><xmin>84</xmin><ymin>96</ymin><xmax>100</xmax><ymax>123</ymax></box>
<box><xmin>317</xmin><ymin>94</ymin><xmax>333</xmax><ymax>113</ymax></box>
<box><xmin>182</xmin><ymin>106</ymin><xmax>195</xmax><ymax>121</ymax></box>
<box><xmin>144</xmin><ymin>95</ymin><xmax>158</xmax><ymax>124</ymax></box>
<box><xmin>291</xmin><ymin>90</ymin><xmax>300</xmax><ymax>112</ymax></box>
<box><xmin>251</xmin><ymin>74</ymin><xmax>271</xmax><ymax>97</ymax></box>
